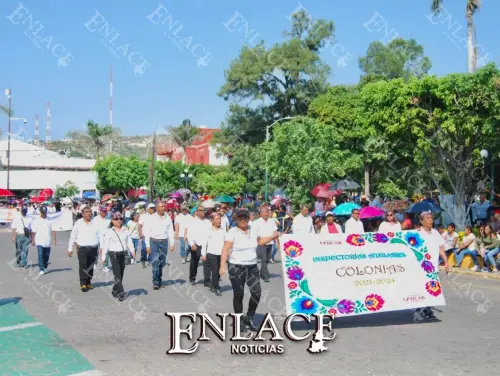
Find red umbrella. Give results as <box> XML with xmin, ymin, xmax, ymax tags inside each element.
<box><xmin>165</xmin><ymin>198</ymin><xmax>180</xmax><ymax>210</ymax></box>
<box><xmin>359</xmin><ymin>206</ymin><xmax>385</xmax><ymax>219</ymax></box>
<box><xmin>0</xmin><ymin>188</ymin><xmax>15</xmax><ymax>197</ymax></box>
<box><xmin>39</xmin><ymin>188</ymin><xmax>53</xmax><ymax>197</ymax></box>
<box><xmin>311</xmin><ymin>183</ymin><xmax>331</xmax><ymax>196</ymax></box>
<box><xmin>315</xmin><ymin>190</ymin><xmax>336</xmax><ymax>199</ymax></box>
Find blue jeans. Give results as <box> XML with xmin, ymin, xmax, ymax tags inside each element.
<box><xmin>454</xmin><ymin>248</ymin><xmax>479</xmax><ymax>267</ymax></box>
<box><xmin>15</xmin><ymin>235</ymin><xmax>30</xmax><ymax>266</ymax></box>
<box><xmin>132</xmin><ymin>238</ymin><xmax>149</xmax><ymax>262</ymax></box>
<box><xmin>179</xmin><ymin>237</ymin><xmax>188</xmax><ymax>258</ymax></box>
<box><xmin>484</xmin><ymin>248</ymin><xmax>500</xmax><ymax>269</ymax></box>
<box><xmin>272</xmin><ymin>241</ymin><xmax>278</xmax><ymax>259</ymax></box>
<box><xmin>37</xmin><ymin>246</ymin><xmax>51</xmax><ymax>271</ymax></box>
<box><xmin>151</xmin><ymin>240</ymin><xmax>168</xmax><ymax>286</ymax></box>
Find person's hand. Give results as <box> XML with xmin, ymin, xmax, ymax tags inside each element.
<box><xmin>175</xmin><ymin>233</ymin><xmax>179</xmax><ymax>240</ymax></box>
<box><xmin>146</xmin><ymin>247</ymin><xmax>151</xmax><ymax>255</ymax></box>
<box><xmin>219</xmin><ymin>264</ymin><xmax>226</xmax><ymax>277</ymax></box>
<box><xmin>68</xmin><ymin>251</ymin><xmax>73</xmax><ymax>257</ymax></box>
<box><xmin>169</xmin><ymin>246</ymin><xmax>174</xmax><ymax>252</ymax></box>
<box><xmin>191</xmin><ymin>244</ymin><xmax>197</xmax><ymax>251</ymax></box>
<box><xmin>202</xmin><ymin>255</ymin><xmax>206</xmax><ymax>262</ymax></box>
<box><xmin>12</xmin><ymin>238</ymin><xmax>16</xmax><ymax>244</ymax></box>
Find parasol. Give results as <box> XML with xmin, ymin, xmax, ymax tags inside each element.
<box><xmin>177</xmin><ymin>188</ymin><xmax>191</xmax><ymax>195</ymax></box>
<box><xmin>168</xmin><ymin>192</ymin><xmax>183</xmax><ymax>198</ymax></box>
<box><xmin>311</xmin><ymin>183</ymin><xmax>331</xmax><ymax>196</ymax></box>
<box><xmin>0</xmin><ymin>188</ymin><xmax>15</xmax><ymax>197</ymax></box>
<box><xmin>405</xmin><ymin>201</ymin><xmax>441</xmax><ymax>214</ymax></box>
<box><xmin>315</xmin><ymin>190</ymin><xmax>336</xmax><ymax>199</ymax></box>
<box><xmin>328</xmin><ymin>179</ymin><xmax>361</xmax><ymax>191</ymax></box>
<box><xmin>359</xmin><ymin>206</ymin><xmax>385</xmax><ymax>219</ymax></box>
<box><xmin>166</xmin><ymin>198</ymin><xmax>180</xmax><ymax>210</ymax></box>
<box><xmin>101</xmin><ymin>194</ymin><xmax>113</xmax><ymax>202</ymax></box>
<box><xmin>333</xmin><ymin>202</ymin><xmax>361</xmax><ymax>216</ymax></box>
<box><xmin>216</xmin><ymin>195</ymin><xmax>235</xmax><ymax>203</ymax></box>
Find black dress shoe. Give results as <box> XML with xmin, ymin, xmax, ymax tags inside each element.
<box><xmin>263</xmin><ymin>278</ymin><xmax>270</xmax><ymax>283</ymax></box>
<box><xmin>209</xmin><ymin>287</ymin><xmax>215</xmax><ymax>292</ymax></box>
<box><xmin>204</xmin><ymin>282</ymin><xmax>210</xmax><ymax>287</ymax></box>
<box><xmin>243</xmin><ymin>315</ymin><xmax>258</xmax><ymax>331</ymax></box>
<box><xmin>153</xmin><ymin>285</ymin><xmax>160</xmax><ymax>290</ymax></box>
<box><xmin>190</xmin><ymin>280</ymin><xmax>196</xmax><ymax>286</ymax></box>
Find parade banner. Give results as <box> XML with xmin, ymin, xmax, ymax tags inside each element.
<box><xmin>281</xmin><ymin>231</ymin><xmax>446</xmax><ymax>317</ymax></box>
<box><xmin>0</xmin><ymin>209</ymin><xmax>73</xmax><ymax>231</ymax></box>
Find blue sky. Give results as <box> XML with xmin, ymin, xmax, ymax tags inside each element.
<box><xmin>2</xmin><ymin>0</ymin><xmax>498</xmax><ymax>140</ymax></box>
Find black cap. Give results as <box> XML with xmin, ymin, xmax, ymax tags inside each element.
<box><xmin>40</xmin><ymin>206</ymin><xmax>48</xmax><ymax>214</ymax></box>
<box><xmin>235</xmin><ymin>209</ymin><xmax>250</xmax><ymax>219</ymax></box>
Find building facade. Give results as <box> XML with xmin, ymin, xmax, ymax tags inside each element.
<box><xmin>0</xmin><ymin>137</ymin><xmax>97</xmax><ymax>194</ymax></box>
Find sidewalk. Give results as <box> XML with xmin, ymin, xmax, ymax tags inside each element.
<box><xmin>439</xmin><ymin>266</ymin><xmax>500</xmax><ymax>280</ymax></box>
<box><xmin>0</xmin><ymin>298</ymin><xmax>102</xmax><ymax>376</ymax></box>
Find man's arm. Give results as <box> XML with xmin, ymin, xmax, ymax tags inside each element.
<box><xmin>168</xmin><ymin>219</ymin><xmax>175</xmax><ymax>251</ymax></box>
<box><xmin>174</xmin><ymin>222</ymin><xmax>180</xmax><ymax>239</ymax></box>
<box><xmin>219</xmin><ymin>240</ymin><xmax>233</xmax><ymax>277</ymax></box>
<box><xmin>52</xmin><ymin>229</ymin><xmax>56</xmax><ymax>246</ymax></box>
<box><xmin>68</xmin><ymin>222</ymin><xmax>78</xmax><ymax>254</ymax></box>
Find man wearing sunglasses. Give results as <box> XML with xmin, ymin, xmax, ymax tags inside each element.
<box><xmin>345</xmin><ymin>208</ymin><xmax>364</xmax><ymax>234</ymax></box>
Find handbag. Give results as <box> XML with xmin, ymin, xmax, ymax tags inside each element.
<box><xmin>113</xmin><ymin>229</ymin><xmax>131</xmax><ymax>265</ymax></box>
<box><xmin>20</xmin><ymin>217</ymin><xmax>31</xmax><ymax>238</ymax></box>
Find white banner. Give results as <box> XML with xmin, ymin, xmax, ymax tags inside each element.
<box><xmin>280</xmin><ymin>231</ymin><xmax>446</xmax><ymax>317</ymax></box>
<box><xmin>0</xmin><ymin>209</ymin><xmax>73</xmax><ymax>231</ymax></box>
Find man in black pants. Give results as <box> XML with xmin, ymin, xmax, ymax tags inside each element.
<box><xmin>252</xmin><ymin>206</ymin><xmax>279</xmax><ymax>282</ymax></box>
<box><xmin>188</xmin><ymin>206</ymin><xmax>211</xmax><ymax>286</ymax></box>
<box><xmin>68</xmin><ymin>207</ymin><xmax>100</xmax><ymax>292</ymax></box>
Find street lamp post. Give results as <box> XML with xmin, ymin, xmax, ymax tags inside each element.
<box><xmin>264</xmin><ymin>116</ymin><xmax>297</xmax><ymax>201</ymax></box>
<box><xmin>180</xmin><ymin>168</ymin><xmax>193</xmax><ymax>189</ymax></box>
<box><xmin>4</xmin><ymin>88</ymin><xmax>12</xmax><ymax>190</ymax></box>
<box><xmin>480</xmin><ymin>149</ymin><xmax>494</xmax><ymax>202</ymax></box>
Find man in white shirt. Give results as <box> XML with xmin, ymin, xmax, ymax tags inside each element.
<box><xmin>218</xmin><ymin>206</ymin><xmax>230</xmax><ymax>231</ymax></box>
<box><xmin>138</xmin><ymin>203</ymin><xmax>155</xmax><ymax>266</ymax></box>
<box><xmin>454</xmin><ymin>225</ymin><xmax>480</xmax><ymax>271</ymax></box>
<box><xmin>292</xmin><ymin>205</ymin><xmax>314</xmax><ymax>235</ymax></box>
<box><xmin>253</xmin><ymin>207</ymin><xmax>280</xmax><ymax>282</ymax></box>
<box><xmin>175</xmin><ymin>204</ymin><xmax>193</xmax><ymax>264</ymax></box>
<box><xmin>92</xmin><ymin>206</ymin><xmax>111</xmax><ymax>272</ymax></box>
<box><xmin>11</xmin><ymin>206</ymin><xmax>32</xmax><ymax>267</ymax></box>
<box><xmin>31</xmin><ymin>206</ymin><xmax>56</xmax><ymax>275</ymax></box>
<box><xmin>344</xmin><ymin>208</ymin><xmax>365</xmax><ymax>234</ymax></box>
<box><xmin>187</xmin><ymin>206</ymin><xmax>212</xmax><ymax>286</ymax></box>
<box><xmin>143</xmin><ymin>202</ymin><xmax>175</xmax><ymax>290</ymax></box>
<box><xmin>68</xmin><ymin>206</ymin><xmax>100</xmax><ymax>292</ymax></box>
<box><xmin>414</xmin><ymin>211</ymin><xmax>450</xmax><ymax>322</ymax></box>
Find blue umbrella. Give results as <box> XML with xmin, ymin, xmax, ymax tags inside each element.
<box><xmin>85</xmin><ymin>195</ymin><xmax>99</xmax><ymax>200</ymax></box>
<box><xmin>333</xmin><ymin>202</ymin><xmax>361</xmax><ymax>216</ymax></box>
<box><xmin>83</xmin><ymin>191</ymin><xmax>97</xmax><ymax>199</ymax></box>
<box><xmin>405</xmin><ymin>201</ymin><xmax>441</xmax><ymax>214</ymax></box>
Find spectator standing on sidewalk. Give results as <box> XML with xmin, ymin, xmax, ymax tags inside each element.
<box><xmin>11</xmin><ymin>206</ymin><xmax>31</xmax><ymax>267</ymax></box>
<box><xmin>30</xmin><ymin>206</ymin><xmax>56</xmax><ymax>275</ymax></box>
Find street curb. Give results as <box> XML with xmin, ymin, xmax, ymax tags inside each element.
<box><xmin>439</xmin><ymin>266</ymin><xmax>500</xmax><ymax>280</ymax></box>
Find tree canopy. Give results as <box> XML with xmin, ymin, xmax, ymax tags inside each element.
<box><xmin>54</xmin><ymin>181</ymin><xmax>79</xmax><ymax>199</ymax></box>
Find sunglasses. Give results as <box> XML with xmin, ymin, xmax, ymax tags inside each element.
<box><xmin>113</xmin><ymin>218</ymin><xmax>123</xmax><ymax>221</ymax></box>
<box><xmin>387</xmin><ymin>214</ymin><xmax>394</xmax><ymax>217</ymax></box>
<box><xmin>352</xmin><ymin>212</ymin><xmax>360</xmax><ymax>215</ymax></box>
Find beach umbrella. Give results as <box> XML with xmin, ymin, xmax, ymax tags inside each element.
<box><xmin>85</xmin><ymin>195</ymin><xmax>99</xmax><ymax>200</ymax></box>
<box><xmin>42</xmin><ymin>201</ymin><xmax>51</xmax><ymax>205</ymax></box>
<box><xmin>329</xmin><ymin>179</ymin><xmax>361</xmax><ymax>191</ymax></box>
<box><xmin>177</xmin><ymin>188</ymin><xmax>191</xmax><ymax>195</ymax></box>
<box><xmin>0</xmin><ymin>188</ymin><xmax>15</xmax><ymax>197</ymax></box>
<box><xmin>333</xmin><ymin>202</ymin><xmax>361</xmax><ymax>216</ymax></box>
<box><xmin>315</xmin><ymin>189</ymin><xmax>337</xmax><ymax>199</ymax></box>
<box><xmin>359</xmin><ymin>206</ymin><xmax>385</xmax><ymax>219</ymax></box>
<box><xmin>216</xmin><ymin>195</ymin><xmax>235</xmax><ymax>203</ymax></box>
<box><xmin>406</xmin><ymin>201</ymin><xmax>441</xmax><ymax>214</ymax></box>
<box><xmin>101</xmin><ymin>194</ymin><xmax>113</xmax><ymax>202</ymax></box>
<box><xmin>202</xmin><ymin>199</ymin><xmax>216</xmax><ymax>209</ymax></box>
<box><xmin>311</xmin><ymin>183</ymin><xmax>331</xmax><ymax>196</ymax></box>
<box><xmin>168</xmin><ymin>192</ymin><xmax>183</xmax><ymax>199</ymax></box>
<box><xmin>165</xmin><ymin>198</ymin><xmax>180</xmax><ymax>210</ymax></box>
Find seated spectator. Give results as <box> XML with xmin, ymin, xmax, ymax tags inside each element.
<box><xmin>440</xmin><ymin>223</ymin><xmax>458</xmax><ymax>266</ymax></box>
<box><xmin>478</xmin><ymin>224</ymin><xmax>500</xmax><ymax>273</ymax></box>
<box><xmin>454</xmin><ymin>225</ymin><xmax>480</xmax><ymax>271</ymax></box>
<box><xmin>401</xmin><ymin>212</ymin><xmax>413</xmax><ymax>230</ymax></box>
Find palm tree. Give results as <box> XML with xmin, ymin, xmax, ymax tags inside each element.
<box><xmin>0</xmin><ymin>105</ymin><xmax>12</xmax><ymax>117</ymax></box>
<box><xmin>431</xmin><ymin>0</ymin><xmax>482</xmax><ymax>73</ymax></box>
<box><xmin>66</xmin><ymin>120</ymin><xmax>116</xmax><ymax>159</ymax></box>
<box><xmin>168</xmin><ymin>119</ymin><xmax>200</xmax><ymax>164</ymax></box>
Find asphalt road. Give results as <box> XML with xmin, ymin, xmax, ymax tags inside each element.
<box><xmin>1</xmin><ymin>231</ymin><xmax>499</xmax><ymax>376</ymax></box>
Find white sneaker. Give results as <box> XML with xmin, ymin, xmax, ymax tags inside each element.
<box><xmin>470</xmin><ymin>265</ymin><xmax>479</xmax><ymax>272</ymax></box>
<box><xmin>103</xmin><ymin>267</ymin><xmax>111</xmax><ymax>272</ymax></box>
<box><xmin>39</xmin><ymin>270</ymin><xmax>45</xmax><ymax>275</ymax></box>
<box><xmin>131</xmin><ymin>259</ymin><xmax>135</xmax><ymax>265</ymax></box>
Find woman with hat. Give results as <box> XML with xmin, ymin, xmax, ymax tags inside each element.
<box><xmin>320</xmin><ymin>212</ymin><xmax>343</xmax><ymax>234</ymax></box>
<box><xmin>220</xmin><ymin>209</ymin><xmax>280</xmax><ymax>332</ymax></box>
<box><xmin>101</xmin><ymin>212</ymin><xmax>135</xmax><ymax>301</ymax></box>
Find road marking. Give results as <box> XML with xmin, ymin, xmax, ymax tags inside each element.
<box><xmin>0</xmin><ymin>322</ymin><xmax>42</xmax><ymax>332</ymax></box>
<box><xmin>67</xmin><ymin>371</ymin><xmax>106</xmax><ymax>376</ymax></box>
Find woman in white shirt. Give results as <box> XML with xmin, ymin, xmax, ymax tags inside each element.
<box><xmin>220</xmin><ymin>210</ymin><xmax>279</xmax><ymax>332</ymax></box>
<box><xmin>101</xmin><ymin>212</ymin><xmax>135</xmax><ymax>301</ymax></box>
<box><xmin>378</xmin><ymin>210</ymin><xmax>402</xmax><ymax>233</ymax></box>
<box><xmin>127</xmin><ymin>212</ymin><xmax>147</xmax><ymax>267</ymax></box>
<box><xmin>201</xmin><ymin>213</ymin><xmax>226</xmax><ymax>296</ymax></box>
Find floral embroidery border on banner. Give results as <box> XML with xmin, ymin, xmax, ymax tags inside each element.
<box><xmin>283</xmin><ymin>232</ymin><xmax>442</xmax><ymax>317</ymax></box>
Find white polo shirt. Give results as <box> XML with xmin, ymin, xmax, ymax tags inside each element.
<box><xmin>175</xmin><ymin>213</ymin><xmax>193</xmax><ymax>238</ymax></box>
<box><xmin>11</xmin><ymin>215</ymin><xmax>31</xmax><ymax>235</ymax></box>
<box><xmin>226</xmin><ymin>227</ymin><xmax>258</xmax><ymax>265</ymax></box>
<box><xmin>252</xmin><ymin>217</ymin><xmax>277</xmax><ymax>245</ymax></box>
<box><xmin>417</xmin><ymin>227</ymin><xmax>445</xmax><ymax>266</ymax></box>
<box><xmin>31</xmin><ymin>217</ymin><xmax>53</xmax><ymax>247</ymax></box>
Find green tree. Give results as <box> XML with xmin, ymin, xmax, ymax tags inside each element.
<box><xmin>0</xmin><ymin>105</ymin><xmax>12</xmax><ymax>117</ymax></box>
<box><xmin>431</xmin><ymin>0</ymin><xmax>481</xmax><ymax>73</ymax></box>
<box><xmin>168</xmin><ymin>120</ymin><xmax>200</xmax><ymax>164</ymax></box>
<box><xmin>361</xmin><ymin>63</ymin><xmax>500</xmax><ymax>228</ymax></box>
<box><xmin>194</xmin><ymin>169</ymin><xmax>246</xmax><ymax>197</ymax></box>
<box><xmin>359</xmin><ymin>38</ymin><xmax>432</xmax><ymax>81</ymax></box>
<box><xmin>93</xmin><ymin>156</ymin><xmax>148</xmax><ymax>195</ymax></box>
<box><xmin>266</xmin><ymin>117</ymin><xmax>362</xmax><ymax>205</ymax></box>
<box><xmin>54</xmin><ymin>181</ymin><xmax>79</xmax><ymax>199</ymax></box>
<box><xmin>67</xmin><ymin>120</ymin><xmax>119</xmax><ymax>159</ymax></box>
<box><xmin>218</xmin><ymin>10</ymin><xmax>334</xmax><ymax>144</ymax></box>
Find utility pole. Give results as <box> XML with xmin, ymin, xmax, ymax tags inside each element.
<box><xmin>148</xmin><ymin>133</ymin><xmax>156</xmax><ymax>202</ymax></box>
<box><xmin>6</xmin><ymin>87</ymin><xmax>12</xmax><ymax>190</ymax></box>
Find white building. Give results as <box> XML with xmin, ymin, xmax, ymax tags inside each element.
<box><xmin>0</xmin><ymin>137</ymin><xmax>97</xmax><ymax>194</ymax></box>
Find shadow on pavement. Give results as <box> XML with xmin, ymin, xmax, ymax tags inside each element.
<box><xmin>92</xmin><ymin>281</ymin><xmax>114</xmax><ymax>288</ymax></box>
<box><xmin>46</xmin><ymin>268</ymin><xmax>72</xmax><ymax>274</ymax></box>
<box><xmin>162</xmin><ymin>279</ymin><xmax>186</xmax><ymax>287</ymax></box>
<box><xmin>128</xmin><ymin>288</ymin><xmax>148</xmax><ymax>296</ymax></box>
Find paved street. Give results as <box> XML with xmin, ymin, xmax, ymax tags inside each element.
<box><xmin>1</xmin><ymin>231</ymin><xmax>499</xmax><ymax>376</ymax></box>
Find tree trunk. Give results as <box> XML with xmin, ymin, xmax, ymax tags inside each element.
<box><xmin>364</xmin><ymin>163</ymin><xmax>370</xmax><ymax>196</ymax></box>
<box><xmin>466</xmin><ymin>8</ymin><xmax>475</xmax><ymax>73</ymax></box>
